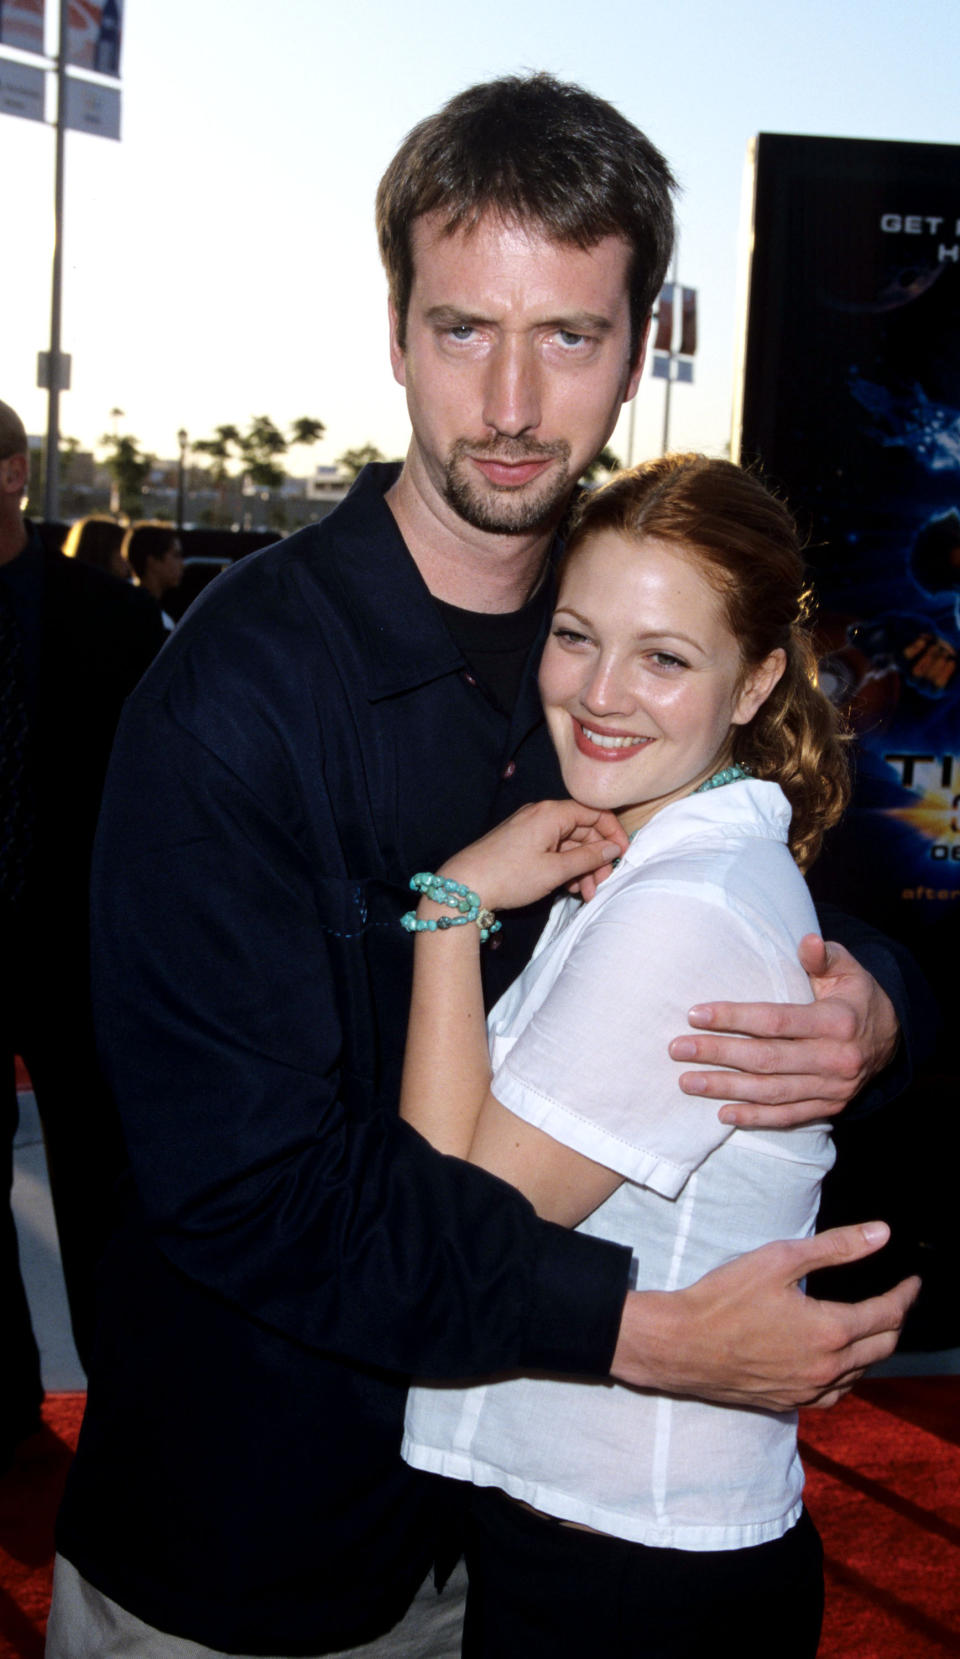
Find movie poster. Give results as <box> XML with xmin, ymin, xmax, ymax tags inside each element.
<box><xmin>737</xmin><ymin>134</ymin><xmax>960</xmax><ymax>1008</ymax></box>
<box><xmin>736</xmin><ymin>136</ymin><xmax>960</xmax><ymax>1336</ymax></box>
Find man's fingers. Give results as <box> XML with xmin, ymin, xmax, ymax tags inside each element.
<box><xmin>805</xmin><ymin>1385</ymin><xmax>852</xmax><ymax>1411</ymax></box>
<box><xmin>673</xmin><ymin>1031</ymin><xmax>859</xmax><ymax>1084</ymax></box>
<box><xmin>793</xmin><ymin>1265</ymin><xmax>920</xmax><ymax>1407</ymax></box>
<box><xmin>677</xmin><ymin>1057</ymin><xmax>851</xmax><ymax>1100</ymax></box>
<box><xmin>802</xmin><ymin>936</ymin><xmax>861</xmax><ymax>1003</ymax></box>
<box><xmin>683</xmin><ymin>1002</ymin><xmax>806</xmax><ymax>1040</ymax></box>
<box><xmin>780</xmin><ymin>1228</ymin><xmax>919</xmax><ymax>1344</ymax></box>
<box><xmin>675</xmin><ymin>1057</ymin><xmax>848</xmax><ymax>1125</ymax></box>
<box><xmin>797</xmin><ymin>933</ymin><xmax>857</xmax><ymax>985</ymax></box>
<box><xmin>800</xmin><ymin>1280</ymin><xmax>922</xmax><ymax>1407</ymax></box>
<box><xmin>781</xmin><ymin>1220</ymin><xmax>892</xmax><ymax>1282</ymax></box>
<box><xmin>678</xmin><ymin>1060</ymin><xmax>834</xmax><ymax>1098</ymax></box>
<box><xmin>819</xmin><ymin>1273</ymin><xmax>922</xmax><ymax>1343</ymax></box>
<box><xmin>796</xmin><ymin>932</ymin><xmax>830</xmax><ymax>978</ymax></box>
<box><xmin>683</xmin><ymin>1001</ymin><xmax>854</xmax><ymax>1042</ymax></box>
<box><xmin>716</xmin><ymin>1097</ymin><xmax>842</xmax><ymax>1128</ymax></box>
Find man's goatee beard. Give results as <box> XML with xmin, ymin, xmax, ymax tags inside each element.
<box><xmin>443</xmin><ymin>437</ymin><xmax>573</xmax><ymax>535</ymax></box>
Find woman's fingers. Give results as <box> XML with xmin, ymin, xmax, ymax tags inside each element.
<box><xmin>438</xmin><ymin>802</ymin><xmax>627</xmax><ymax>913</ymax></box>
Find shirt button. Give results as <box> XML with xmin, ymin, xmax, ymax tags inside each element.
<box><xmin>462</xmin><ymin>671</ymin><xmax>478</xmax><ymax>687</ymax></box>
<box><xmin>502</xmin><ymin>760</ymin><xmax>516</xmax><ymax>779</ymax></box>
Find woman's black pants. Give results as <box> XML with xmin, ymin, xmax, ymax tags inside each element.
<box><xmin>461</xmin><ymin>1487</ymin><xmax>824</xmax><ymax>1659</ymax></box>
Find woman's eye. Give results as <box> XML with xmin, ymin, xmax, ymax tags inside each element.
<box><xmin>553</xmin><ymin>627</ymin><xmax>590</xmax><ymax>646</ymax></box>
<box><xmin>650</xmin><ymin>651</ymin><xmax>687</xmax><ymax>670</ymax></box>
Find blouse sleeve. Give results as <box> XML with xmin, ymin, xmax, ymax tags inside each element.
<box><xmin>491</xmin><ymin>882</ymin><xmax>811</xmax><ymax>1199</ymax></box>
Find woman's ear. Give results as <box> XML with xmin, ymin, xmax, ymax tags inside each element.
<box><xmin>731</xmin><ymin>648</ymin><xmax>787</xmax><ymax>727</ymax></box>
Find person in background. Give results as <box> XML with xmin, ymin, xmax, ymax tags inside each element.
<box><xmin>0</xmin><ymin>400</ymin><xmax>165</xmax><ymax>1474</ymax></box>
<box><xmin>123</xmin><ymin>521</ymin><xmax>185</xmax><ymax>631</ymax></box>
<box><xmin>61</xmin><ymin>514</ymin><xmax>129</xmax><ymax>583</ymax></box>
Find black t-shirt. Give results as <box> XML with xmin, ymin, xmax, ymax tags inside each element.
<box><xmin>435</xmin><ymin>583</ymin><xmax>549</xmax><ymax>715</ymax></box>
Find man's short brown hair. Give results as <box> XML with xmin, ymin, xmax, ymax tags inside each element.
<box><xmin>376</xmin><ymin>73</ymin><xmax>676</xmax><ymax>358</ymax></box>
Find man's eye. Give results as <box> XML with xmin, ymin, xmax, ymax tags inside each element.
<box><xmin>557</xmin><ymin>330</ymin><xmax>586</xmax><ymax>347</ymax></box>
<box><xmin>448</xmin><ymin>324</ymin><xmax>475</xmax><ymax>341</ymax></box>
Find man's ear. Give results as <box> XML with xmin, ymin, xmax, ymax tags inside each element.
<box><xmin>624</xmin><ymin>316</ymin><xmax>651</xmax><ymax>403</ymax></box>
<box><xmin>732</xmin><ymin>648</ymin><xmax>787</xmax><ymax>726</ymax></box>
<box><xmin>388</xmin><ymin>300</ymin><xmax>406</xmax><ymax>388</ymax></box>
<box><xmin>0</xmin><ymin>452</ymin><xmax>29</xmax><ymax>499</ymax></box>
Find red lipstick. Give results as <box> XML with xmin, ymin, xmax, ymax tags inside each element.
<box><xmin>572</xmin><ymin>719</ymin><xmax>651</xmax><ymax>763</ymax></box>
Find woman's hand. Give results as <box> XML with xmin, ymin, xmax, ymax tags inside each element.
<box><xmin>435</xmin><ymin>801</ymin><xmax>628</xmax><ymax>915</ymax></box>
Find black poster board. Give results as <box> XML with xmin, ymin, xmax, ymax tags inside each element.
<box><xmin>737</xmin><ymin>135</ymin><xmax>960</xmax><ymax>1343</ymax></box>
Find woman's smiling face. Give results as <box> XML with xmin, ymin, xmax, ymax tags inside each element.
<box><xmin>538</xmin><ymin>530</ymin><xmax>784</xmax><ymax>836</ymax></box>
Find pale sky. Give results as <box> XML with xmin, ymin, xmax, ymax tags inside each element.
<box><xmin>4</xmin><ymin>0</ymin><xmax>958</xmax><ymax>480</ymax></box>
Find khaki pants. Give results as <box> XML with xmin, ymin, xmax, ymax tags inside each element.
<box><xmin>46</xmin><ymin>1553</ymin><xmax>468</xmax><ymax>1659</ymax></box>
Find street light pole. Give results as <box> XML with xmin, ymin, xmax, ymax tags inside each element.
<box><xmin>661</xmin><ymin>251</ymin><xmax>679</xmax><ymax>458</ymax></box>
<box><xmin>176</xmin><ymin>428</ymin><xmax>189</xmax><ymax>533</ymax></box>
<box><xmin>43</xmin><ymin>0</ymin><xmax>69</xmax><ymax>523</ymax></box>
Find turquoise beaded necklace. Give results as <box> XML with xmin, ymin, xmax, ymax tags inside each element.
<box><xmin>620</xmin><ymin>763</ymin><xmax>752</xmax><ymax>855</ymax></box>
<box><xmin>693</xmin><ymin>762</ymin><xmax>751</xmax><ymax>793</ymax></box>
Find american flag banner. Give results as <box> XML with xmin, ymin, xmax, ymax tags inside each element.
<box><xmin>66</xmin><ymin>0</ymin><xmax>121</xmax><ymax>77</ymax></box>
<box><xmin>0</xmin><ymin>0</ymin><xmax>45</xmax><ymax>56</ymax></box>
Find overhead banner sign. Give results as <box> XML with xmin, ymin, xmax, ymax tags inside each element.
<box><xmin>651</xmin><ymin>356</ymin><xmax>693</xmax><ymax>383</ymax></box>
<box><xmin>0</xmin><ymin>54</ymin><xmax>45</xmax><ymax>120</ymax></box>
<box><xmin>653</xmin><ymin>282</ymin><xmax>675</xmax><ymax>352</ymax></box>
<box><xmin>64</xmin><ymin>70</ymin><xmax>120</xmax><ymax>136</ymax></box>
<box><xmin>0</xmin><ymin>0</ymin><xmax>45</xmax><ymax>54</ymax></box>
<box><xmin>652</xmin><ymin>282</ymin><xmax>698</xmax><ymax>382</ymax></box>
<box><xmin>66</xmin><ymin>0</ymin><xmax>123</xmax><ymax>77</ymax></box>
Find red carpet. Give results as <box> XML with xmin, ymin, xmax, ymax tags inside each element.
<box><xmin>0</xmin><ymin>1383</ymin><xmax>957</xmax><ymax>1656</ymax></box>
<box><xmin>801</xmin><ymin>1378</ymin><xmax>960</xmax><ymax>1656</ymax></box>
<box><xmin>0</xmin><ymin>1395</ymin><xmax>83</xmax><ymax>1659</ymax></box>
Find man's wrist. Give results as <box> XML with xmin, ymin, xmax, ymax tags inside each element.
<box><xmin>872</xmin><ymin>986</ymin><xmax>900</xmax><ymax>1075</ymax></box>
<box><xmin>610</xmin><ymin>1288</ymin><xmax>682</xmax><ymax>1392</ymax></box>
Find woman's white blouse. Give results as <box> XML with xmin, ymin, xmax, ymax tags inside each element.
<box><xmin>402</xmin><ymin>780</ymin><xmax>836</xmax><ymax>1551</ymax></box>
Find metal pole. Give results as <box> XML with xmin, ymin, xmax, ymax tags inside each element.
<box><xmin>43</xmin><ymin>0</ymin><xmax>69</xmax><ymax>523</ymax></box>
<box><xmin>660</xmin><ymin>360</ymin><xmax>673</xmax><ymax>458</ymax></box>
<box><xmin>176</xmin><ymin>429</ymin><xmax>188</xmax><ymax>533</ymax></box>
<box><xmin>660</xmin><ymin>251</ymin><xmax>679</xmax><ymax>458</ymax></box>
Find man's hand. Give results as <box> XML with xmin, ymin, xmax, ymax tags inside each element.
<box><xmin>610</xmin><ymin>1222</ymin><xmax>920</xmax><ymax>1409</ymax></box>
<box><xmin>667</xmin><ymin>935</ymin><xmax>900</xmax><ymax>1128</ymax></box>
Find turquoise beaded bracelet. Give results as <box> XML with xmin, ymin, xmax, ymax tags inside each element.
<box><xmin>400</xmin><ymin>872</ymin><xmax>501</xmax><ymax>942</ymax></box>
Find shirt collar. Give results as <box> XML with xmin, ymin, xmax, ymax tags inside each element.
<box><xmin>309</xmin><ymin>462</ymin><xmax>559</xmax><ymax>707</ymax></box>
<box><xmin>620</xmin><ymin>778</ymin><xmax>792</xmax><ymax>872</ymax></box>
